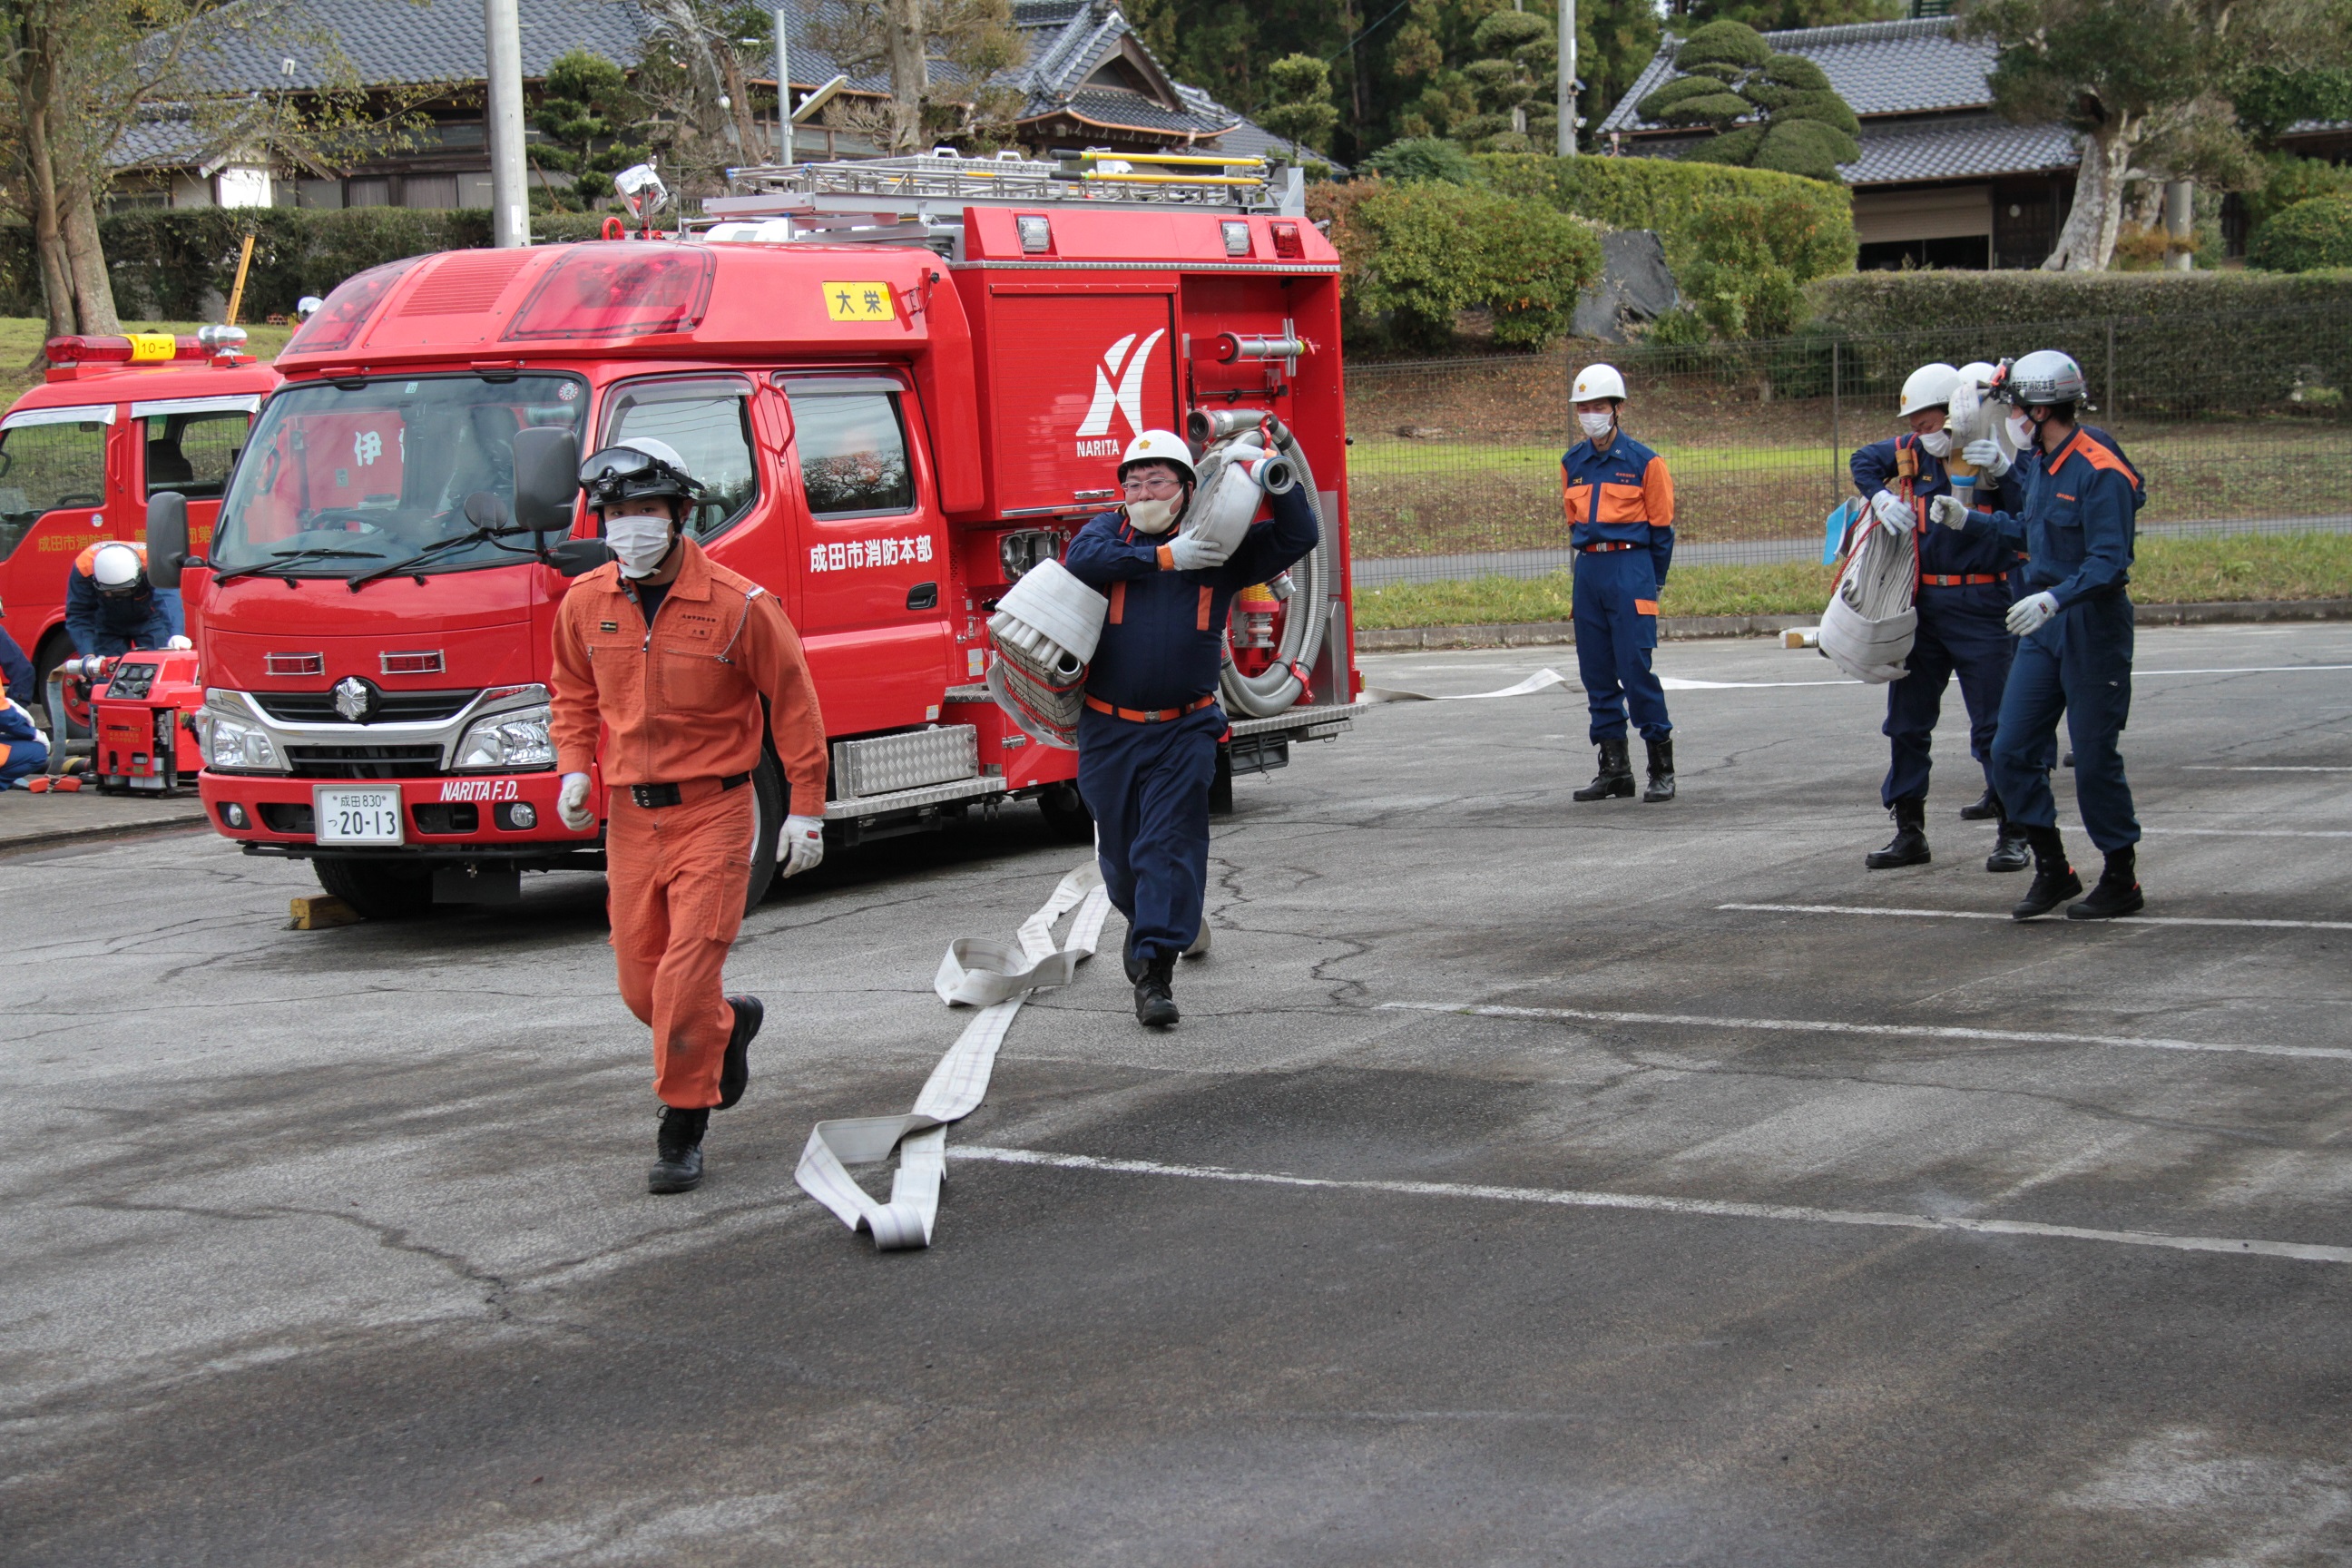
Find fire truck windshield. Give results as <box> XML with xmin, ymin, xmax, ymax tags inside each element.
<box><xmin>210</xmin><ymin>373</ymin><xmax>585</xmax><ymax>578</ymax></box>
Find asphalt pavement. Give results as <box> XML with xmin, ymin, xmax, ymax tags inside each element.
<box><xmin>5</xmin><ymin>621</ymin><xmax>2351</xmax><ymax>1566</ymax></box>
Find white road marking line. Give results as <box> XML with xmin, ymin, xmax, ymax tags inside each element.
<box><xmin>1661</xmin><ymin>676</ymin><xmax>1857</xmax><ymax>690</ymax></box>
<box><xmin>952</xmin><ymin>1145</ymin><xmax>2352</xmax><ymax>1266</ymax></box>
<box><xmin>2138</xmin><ymin>663</ymin><xmax>2352</xmax><ymax>675</ymax></box>
<box><xmin>1718</xmin><ymin>902</ymin><xmax>2352</xmax><ymax>932</ymax></box>
<box><xmin>1378</xmin><ymin>1000</ymin><xmax>2352</xmax><ymax>1063</ymax></box>
<box><xmin>2140</xmin><ymin>827</ymin><xmax>2352</xmax><ymax>838</ymax></box>
<box><xmin>2183</xmin><ymin>765</ymin><xmax>2352</xmax><ymax>773</ymax></box>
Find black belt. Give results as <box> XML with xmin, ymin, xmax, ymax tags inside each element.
<box><xmin>630</xmin><ymin>772</ymin><xmax>749</xmax><ymax>808</ymax></box>
<box><xmin>1577</xmin><ymin>541</ymin><xmax>1638</xmax><ymax>554</ymax></box>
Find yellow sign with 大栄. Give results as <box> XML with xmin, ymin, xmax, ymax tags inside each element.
<box><xmin>823</xmin><ymin>283</ymin><xmax>897</xmax><ymax>323</ymax></box>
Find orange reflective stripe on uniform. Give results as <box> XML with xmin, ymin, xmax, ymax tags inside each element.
<box><xmin>1633</xmin><ymin>598</ymin><xmax>1659</xmax><ymax>616</ymax></box>
<box><xmin>1196</xmin><ymin>585</ymin><xmax>1213</xmax><ymax>631</ymax></box>
<box><xmin>1107</xmin><ymin>581</ymin><xmax>1126</xmax><ymax>624</ymax></box>
<box><xmin>1641</xmin><ymin>455</ymin><xmax>1675</xmax><ymax>528</ymax></box>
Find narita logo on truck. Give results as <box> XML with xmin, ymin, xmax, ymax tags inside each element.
<box><xmin>810</xmin><ymin>534</ymin><xmax>932</xmax><ymax>573</ymax></box>
<box><xmin>824</xmin><ymin>282</ymin><xmax>897</xmax><ymax>323</ymax></box>
<box><xmin>1074</xmin><ymin>329</ymin><xmax>1165</xmax><ymax>458</ymax></box>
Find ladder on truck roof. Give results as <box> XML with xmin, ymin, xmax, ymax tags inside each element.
<box><xmin>701</xmin><ymin>148</ymin><xmax>1306</xmax><ymax>255</ymax></box>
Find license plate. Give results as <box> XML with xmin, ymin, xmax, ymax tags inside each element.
<box><xmin>315</xmin><ymin>787</ymin><xmax>404</xmax><ymax>845</ymax></box>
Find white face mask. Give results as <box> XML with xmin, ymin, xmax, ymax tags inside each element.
<box><xmin>1124</xmin><ymin>495</ymin><xmax>1181</xmax><ymax>534</ymax></box>
<box><xmin>605</xmin><ymin>514</ymin><xmax>675</xmax><ymax>579</ymax></box>
<box><xmin>2008</xmin><ymin>413</ymin><xmax>2034</xmax><ymax>449</ymax></box>
<box><xmin>1577</xmin><ymin>411</ymin><xmax>1615</xmax><ymax>441</ymax></box>
<box><xmin>1917</xmin><ymin>429</ymin><xmax>1951</xmax><ymax>457</ymax></box>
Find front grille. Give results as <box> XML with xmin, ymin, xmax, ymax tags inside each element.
<box><xmin>252</xmin><ymin>689</ymin><xmax>476</xmax><ymax>723</ymax></box>
<box><xmin>411</xmin><ymin>802</ymin><xmax>480</xmax><ymax>835</ymax></box>
<box><xmin>287</xmin><ymin>745</ymin><xmax>444</xmax><ymax>779</ymax></box>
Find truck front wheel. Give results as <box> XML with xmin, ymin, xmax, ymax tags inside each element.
<box><xmin>313</xmin><ymin>857</ymin><xmax>434</xmax><ymax>920</ymax></box>
<box><xmin>744</xmin><ymin>752</ymin><xmax>783</xmax><ymax>909</ymax></box>
<box><xmin>1038</xmin><ymin>782</ymin><xmax>1093</xmax><ymax>844</ymax></box>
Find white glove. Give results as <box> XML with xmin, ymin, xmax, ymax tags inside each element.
<box><xmin>779</xmin><ymin>813</ymin><xmax>826</xmax><ymax>877</ymax></box>
<box><xmin>1962</xmin><ymin>438</ymin><xmax>2011</xmax><ymax>478</ymax></box>
<box><xmin>1927</xmin><ymin>495</ymin><xmax>1972</xmax><ymax>531</ymax></box>
<box><xmin>2006</xmin><ymin>591</ymin><xmax>2060</xmax><ymax>637</ymax></box>
<box><xmin>1869</xmin><ymin>489</ymin><xmax>1913</xmax><ymax>536</ymax></box>
<box><xmin>165</xmin><ymin>634</ymin><xmax>193</xmax><ymax>650</ymax></box>
<box><xmin>557</xmin><ymin>770</ymin><xmax>594</xmax><ymax>830</ymax></box>
<box><xmin>1167</xmin><ymin>532</ymin><xmax>1232</xmax><ymax>572</ymax></box>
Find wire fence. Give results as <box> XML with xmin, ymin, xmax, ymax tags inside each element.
<box><xmin>1343</xmin><ymin>304</ymin><xmax>2352</xmax><ymax>591</ymax></box>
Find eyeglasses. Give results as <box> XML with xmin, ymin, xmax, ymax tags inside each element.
<box><xmin>1121</xmin><ymin>475</ymin><xmax>1183</xmax><ymax>495</ymax></box>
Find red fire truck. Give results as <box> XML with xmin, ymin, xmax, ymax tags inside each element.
<box><xmin>153</xmin><ymin>152</ymin><xmax>1357</xmax><ymax>918</ymax></box>
<box><xmin>0</xmin><ymin>330</ymin><xmax>277</xmax><ymax>717</ymax></box>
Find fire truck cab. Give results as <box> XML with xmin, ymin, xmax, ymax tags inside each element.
<box><xmin>0</xmin><ymin>331</ymin><xmax>277</xmax><ymax>720</ymax></box>
<box><xmin>158</xmin><ymin>152</ymin><xmax>1357</xmax><ymax>918</ymax></box>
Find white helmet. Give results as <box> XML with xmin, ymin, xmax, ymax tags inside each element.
<box><xmin>91</xmin><ymin>542</ymin><xmax>146</xmax><ymax>593</ymax></box>
<box><xmin>1956</xmin><ymin>360</ymin><xmax>1997</xmax><ymax>388</ymax></box>
<box><xmin>1573</xmin><ymin>363</ymin><xmax>1627</xmax><ymax>403</ymax></box>
<box><xmin>1899</xmin><ymin>363</ymin><xmax>1961</xmax><ymax>418</ymax></box>
<box><xmin>1118</xmin><ymin>428</ymin><xmax>1197</xmax><ymax>486</ymax></box>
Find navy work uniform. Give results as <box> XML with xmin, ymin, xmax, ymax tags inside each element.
<box><xmin>1850</xmin><ymin>434</ymin><xmax>2026</xmax><ymax>813</ymax></box>
<box><xmin>1965</xmin><ymin>426</ymin><xmax>2146</xmax><ymax>862</ymax></box>
<box><xmin>1561</xmin><ymin>433</ymin><xmax>1675</xmax><ymax>748</ymax></box>
<box><xmin>1062</xmin><ymin>487</ymin><xmax>1318</xmax><ymax>981</ymax></box>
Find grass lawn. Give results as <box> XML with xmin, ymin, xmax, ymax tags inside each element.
<box><xmin>0</xmin><ymin>318</ymin><xmax>296</xmax><ymax>406</ymax></box>
<box><xmin>1351</xmin><ymin>532</ymin><xmax>2352</xmax><ymax>630</ymax></box>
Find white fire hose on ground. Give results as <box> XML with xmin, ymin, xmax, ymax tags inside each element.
<box><xmin>796</xmin><ymin>859</ymin><xmax>1111</xmax><ymax>1250</ymax></box>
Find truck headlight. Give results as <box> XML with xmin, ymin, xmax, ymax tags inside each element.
<box><xmin>200</xmin><ymin>691</ymin><xmax>287</xmax><ymax>774</ymax></box>
<box><xmin>454</xmin><ymin>703</ymin><xmax>555</xmax><ymax>770</ymax></box>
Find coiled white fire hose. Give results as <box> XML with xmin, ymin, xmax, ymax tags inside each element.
<box><xmin>1190</xmin><ymin>409</ymin><xmax>1330</xmax><ymax>720</ymax></box>
<box><xmin>797</xmin><ymin>859</ymin><xmax>1111</xmax><ymax>1250</ymax></box>
<box><xmin>1818</xmin><ymin>519</ymin><xmax>1919</xmax><ymax>684</ymax></box>
<box><xmin>986</xmin><ymin>558</ymin><xmax>1109</xmax><ymax>750</ymax></box>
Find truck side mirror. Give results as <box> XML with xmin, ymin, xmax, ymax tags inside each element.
<box><xmin>147</xmin><ymin>492</ymin><xmax>190</xmax><ymax>589</ymax></box>
<box><xmin>512</xmin><ymin>426</ymin><xmax>581</xmax><ymax>534</ymax></box>
<box><xmin>544</xmin><ymin>537</ymin><xmax>615</xmax><ymax>578</ymax></box>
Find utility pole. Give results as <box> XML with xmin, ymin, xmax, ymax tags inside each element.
<box><xmin>483</xmin><ymin>0</ymin><xmax>530</xmax><ymax>245</ymax></box>
<box><xmin>773</xmin><ymin>5</ymin><xmax>793</xmax><ymax>162</ymax></box>
<box><xmin>1557</xmin><ymin>0</ymin><xmax>1577</xmax><ymax>156</ymax></box>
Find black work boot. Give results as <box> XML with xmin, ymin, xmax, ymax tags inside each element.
<box><xmin>1572</xmin><ymin>738</ymin><xmax>1635</xmax><ymax>801</ymax></box>
<box><xmin>1865</xmin><ymin>797</ymin><xmax>1931</xmax><ymax>869</ymax></box>
<box><xmin>1133</xmin><ymin>955</ymin><xmax>1179</xmax><ymax>1029</ymax></box>
<box><xmin>1958</xmin><ymin>788</ymin><xmax>2000</xmax><ymax>820</ymax></box>
<box><xmin>1984</xmin><ymin>816</ymin><xmax>2031</xmax><ymax>874</ymax></box>
<box><xmin>2068</xmin><ymin>846</ymin><xmax>2145</xmax><ymax>920</ymax></box>
<box><xmin>1642</xmin><ymin>738</ymin><xmax>1677</xmax><ymax>802</ymax></box>
<box><xmin>718</xmin><ymin>995</ymin><xmax>763</xmax><ymax>1110</ymax></box>
<box><xmin>2012</xmin><ymin>826</ymin><xmax>2083</xmax><ymax>920</ymax></box>
<box><xmin>648</xmin><ymin>1105</ymin><xmax>710</xmax><ymax>1194</ymax></box>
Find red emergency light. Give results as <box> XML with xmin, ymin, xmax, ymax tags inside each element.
<box><xmin>46</xmin><ymin>333</ymin><xmax>211</xmax><ymax>366</ymax></box>
<box><xmin>286</xmin><ymin>255</ymin><xmax>425</xmax><ymax>355</ymax></box>
<box><xmin>505</xmin><ymin>245</ymin><xmax>714</xmax><ymax>341</ymax></box>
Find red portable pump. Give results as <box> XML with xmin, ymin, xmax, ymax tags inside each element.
<box><xmin>154</xmin><ymin>151</ymin><xmax>1359</xmax><ymax>920</ymax></box>
<box><xmin>42</xmin><ymin>649</ymin><xmax>207</xmax><ymax>792</ymax></box>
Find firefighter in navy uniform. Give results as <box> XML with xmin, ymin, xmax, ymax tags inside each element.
<box><xmin>1849</xmin><ymin>362</ymin><xmax>2032</xmax><ymax>875</ymax></box>
<box><xmin>1561</xmin><ymin>364</ymin><xmax>1679</xmax><ymax>804</ymax></box>
<box><xmin>1930</xmin><ymin>348</ymin><xmax>2148</xmax><ymax>921</ymax></box>
<box><xmin>1062</xmin><ymin>429</ymin><xmax>1319</xmax><ymax>1029</ymax></box>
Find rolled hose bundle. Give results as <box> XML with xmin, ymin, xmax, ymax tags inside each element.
<box><xmin>1186</xmin><ymin>409</ymin><xmax>1329</xmax><ymax>719</ymax></box>
<box><xmin>986</xmin><ymin>557</ymin><xmax>1107</xmax><ymax>750</ymax></box>
<box><xmin>1818</xmin><ymin>520</ymin><xmax>1919</xmax><ymax>684</ymax></box>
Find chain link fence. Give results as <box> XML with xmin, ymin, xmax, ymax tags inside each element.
<box><xmin>1344</xmin><ymin>303</ymin><xmax>2352</xmax><ymax>590</ymax></box>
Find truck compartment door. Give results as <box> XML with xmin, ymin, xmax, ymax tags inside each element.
<box><xmin>981</xmin><ymin>289</ymin><xmax>1179</xmax><ymax>515</ymax></box>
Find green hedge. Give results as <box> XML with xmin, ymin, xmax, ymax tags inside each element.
<box><xmin>1342</xmin><ymin>182</ymin><xmax>1604</xmax><ymax>352</ymax></box>
<box><xmin>1473</xmin><ymin>152</ymin><xmax>1856</xmax><ymax>281</ymax></box>
<box><xmin>1805</xmin><ymin>268</ymin><xmax>2352</xmax><ymax>334</ymax></box>
<box><xmin>0</xmin><ymin>208</ymin><xmax>617</xmax><ymax>322</ymax></box>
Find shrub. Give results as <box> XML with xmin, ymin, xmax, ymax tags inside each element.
<box><xmin>1357</xmin><ymin>137</ymin><xmax>1480</xmax><ymax>185</ymax></box>
<box><xmin>2248</xmin><ymin>196</ymin><xmax>2352</xmax><ymax>274</ymax></box>
<box><xmin>1475</xmin><ymin>152</ymin><xmax>1854</xmax><ymax>288</ymax></box>
<box><xmin>1677</xmin><ymin>196</ymin><xmax>1809</xmax><ymax>338</ymax></box>
<box><xmin>1339</xmin><ymin>181</ymin><xmax>1602</xmax><ymax>353</ymax></box>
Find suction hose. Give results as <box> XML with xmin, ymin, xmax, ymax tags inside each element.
<box><xmin>1187</xmin><ymin>408</ymin><xmax>1329</xmax><ymax>719</ymax></box>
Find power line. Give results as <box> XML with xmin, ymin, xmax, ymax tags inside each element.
<box><xmin>1324</xmin><ymin>0</ymin><xmax>1419</xmax><ymax>64</ymax></box>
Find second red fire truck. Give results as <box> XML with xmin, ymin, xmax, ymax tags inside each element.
<box><xmin>154</xmin><ymin>152</ymin><xmax>1357</xmax><ymax>917</ymax></box>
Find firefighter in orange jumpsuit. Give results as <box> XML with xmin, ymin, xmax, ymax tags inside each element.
<box><xmin>549</xmin><ymin>440</ymin><xmax>829</xmax><ymax>1194</ymax></box>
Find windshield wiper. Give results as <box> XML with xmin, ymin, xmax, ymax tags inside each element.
<box><xmin>213</xmin><ymin>547</ymin><xmax>387</xmax><ymax>584</ymax></box>
<box><xmin>347</xmin><ymin>528</ymin><xmax>495</xmax><ymax>591</ymax></box>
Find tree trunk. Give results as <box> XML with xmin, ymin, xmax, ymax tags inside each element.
<box><xmin>2042</xmin><ymin>123</ymin><xmax>2135</xmax><ymax>271</ymax></box>
<box><xmin>884</xmin><ymin>0</ymin><xmax>928</xmax><ymax>152</ymax></box>
<box><xmin>10</xmin><ymin>8</ymin><xmax>76</xmax><ymax>341</ymax></box>
<box><xmin>718</xmin><ymin>49</ymin><xmax>765</xmax><ymax>162</ymax></box>
<box><xmin>61</xmin><ymin>178</ymin><xmax>120</xmax><ymax>335</ymax></box>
